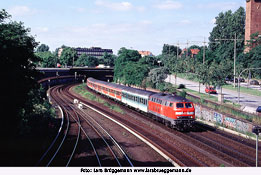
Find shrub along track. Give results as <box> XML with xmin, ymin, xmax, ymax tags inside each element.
<box><xmin>70</xmin><ymin>83</ymin><xmax>261</xmax><ymax>167</ymax></box>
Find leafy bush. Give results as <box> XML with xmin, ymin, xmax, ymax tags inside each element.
<box><xmin>178</xmin><ymin>90</ymin><xmax>187</xmax><ymax>98</ymax></box>
<box><xmin>178</xmin><ymin>84</ymin><xmax>186</xmax><ymax>89</ymax></box>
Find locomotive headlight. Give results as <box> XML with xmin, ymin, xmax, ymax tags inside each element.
<box><xmin>176</xmin><ymin>112</ymin><xmax>183</xmax><ymax>115</ymax></box>
<box><xmin>187</xmin><ymin>112</ymin><xmax>194</xmax><ymax>115</ymax></box>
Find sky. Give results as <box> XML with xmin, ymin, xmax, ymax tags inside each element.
<box><xmin>1</xmin><ymin>0</ymin><xmax>246</xmax><ymax>55</ymax></box>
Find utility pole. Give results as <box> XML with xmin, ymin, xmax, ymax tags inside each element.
<box><xmin>233</xmin><ymin>33</ymin><xmax>237</xmax><ymax>88</ymax></box>
<box><xmin>177</xmin><ymin>41</ymin><xmax>179</xmax><ymax>58</ymax></box>
<box><xmin>215</xmin><ymin>33</ymin><xmax>243</xmax><ymax>88</ymax></box>
<box><xmin>186</xmin><ymin>40</ymin><xmax>189</xmax><ymax>58</ymax></box>
<box><xmin>203</xmin><ymin>37</ymin><xmax>206</xmax><ymax>64</ymax></box>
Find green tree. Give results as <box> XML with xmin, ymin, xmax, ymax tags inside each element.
<box><xmin>36</xmin><ymin>51</ymin><xmax>56</xmax><ymax>67</ymax></box>
<box><xmin>59</xmin><ymin>47</ymin><xmax>77</xmax><ymax>67</ymax></box>
<box><xmin>102</xmin><ymin>52</ymin><xmax>116</xmax><ymax>67</ymax></box>
<box><xmin>76</xmin><ymin>54</ymin><xmax>99</xmax><ymax>67</ymax></box>
<box><xmin>195</xmin><ymin>63</ymin><xmax>209</xmax><ymax>93</ymax></box>
<box><xmin>114</xmin><ymin>47</ymin><xmax>141</xmax><ymax>83</ymax></box>
<box><xmin>246</xmin><ymin>32</ymin><xmax>261</xmax><ymax>48</ymax></box>
<box><xmin>141</xmin><ymin>55</ymin><xmax>158</xmax><ymax>68</ymax></box>
<box><xmin>0</xmin><ymin>9</ymin><xmax>39</xmax><ymax>136</ymax></box>
<box><xmin>36</xmin><ymin>44</ymin><xmax>49</xmax><ymax>52</ymax></box>
<box><xmin>122</xmin><ymin>62</ymin><xmax>149</xmax><ymax>87</ymax></box>
<box><xmin>242</xmin><ymin>45</ymin><xmax>261</xmax><ymax>78</ymax></box>
<box><xmin>209</xmin><ymin>7</ymin><xmax>245</xmax><ymax>63</ymax></box>
<box><xmin>75</xmin><ymin>53</ymin><xmax>88</xmax><ymax>67</ymax></box>
<box><xmin>195</xmin><ymin>47</ymin><xmax>215</xmax><ymax>63</ymax></box>
<box><xmin>162</xmin><ymin>44</ymin><xmax>181</xmax><ymax>57</ymax></box>
<box><xmin>147</xmin><ymin>67</ymin><xmax>168</xmax><ymax>89</ymax></box>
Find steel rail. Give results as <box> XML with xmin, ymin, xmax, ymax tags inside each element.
<box><xmin>36</xmin><ymin>86</ymin><xmax>65</xmax><ymax>166</ymax></box>
<box><xmin>63</xmin><ymin>84</ymin><xmax>133</xmax><ymax>166</ymax></box>
<box><xmin>59</xmin><ymin>85</ymin><xmax>103</xmax><ymax>166</ymax></box>
<box><xmin>79</xmin><ymin>108</ymin><xmax>134</xmax><ymax>167</ymax></box>
<box><xmin>46</xmin><ymin>87</ymin><xmax>71</xmax><ymax>166</ymax></box>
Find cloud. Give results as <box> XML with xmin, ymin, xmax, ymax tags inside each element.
<box><xmin>95</xmin><ymin>0</ymin><xmax>133</xmax><ymax>11</ymax></box>
<box><xmin>154</xmin><ymin>0</ymin><xmax>183</xmax><ymax>10</ymax></box>
<box><xmin>8</xmin><ymin>5</ymin><xmax>36</xmax><ymax>17</ymax></box>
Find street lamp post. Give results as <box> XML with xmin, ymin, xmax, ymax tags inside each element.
<box><xmin>215</xmin><ymin>33</ymin><xmax>243</xmax><ymax>88</ymax></box>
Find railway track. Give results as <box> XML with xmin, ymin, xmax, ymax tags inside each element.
<box><xmin>69</xmin><ymin>83</ymin><xmax>261</xmax><ymax>167</ymax></box>
<box><xmin>37</xmin><ymin>85</ymin><xmax>81</xmax><ymax>166</ymax></box>
<box><xmin>68</xmin><ymin>84</ymin><xmax>208</xmax><ymax>166</ymax></box>
<box><xmin>38</xmin><ymin>84</ymin><xmax>134</xmax><ymax>167</ymax></box>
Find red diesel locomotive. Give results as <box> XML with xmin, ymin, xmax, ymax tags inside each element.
<box><xmin>87</xmin><ymin>77</ymin><xmax>195</xmax><ymax>130</ymax></box>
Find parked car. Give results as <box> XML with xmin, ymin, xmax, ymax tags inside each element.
<box><xmin>239</xmin><ymin>78</ymin><xmax>245</xmax><ymax>82</ymax></box>
<box><xmin>225</xmin><ymin>77</ymin><xmax>239</xmax><ymax>83</ymax></box>
<box><xmin>256</xmin><ymin>106</ymin><xmax>261</xmax><ymax>113</ymax></box>
<box><xmin>205</xmin><ymin>86</ymin><xmax>217</xmax><ymax>94</ymax></box>
<box><xmin>225</xmin><ymin>76</ymin><xmax>233</xmax><ymax>82</ymax></box>
<box><xmin>250</xmin><ymin>80</ymin><xmax>259</xmax><ymax>85</ymax></box>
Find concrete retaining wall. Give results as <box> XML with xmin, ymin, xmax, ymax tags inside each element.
<box><xmin>194</xmin><ymin>104</ymin><xmax>254</xmax><ymax>134</ymax></box>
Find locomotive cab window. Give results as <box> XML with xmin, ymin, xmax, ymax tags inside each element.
<box><xmin>185</xmin><ymin>103</ymin><xmax>193</xmax><ymax>108</ymax></box>
<box><xmin>176</xmin><ymin>103</ymin><xmax>184</xmax><ymax>108</ymax></box>
<box><xmin>169</xmin><ymin>103</ymin><xmax>173</xmax><ymax>107</ymax></box>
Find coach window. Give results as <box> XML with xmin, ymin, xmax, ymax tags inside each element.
<box><xmin>170</xmin><ymin>103</ymin><xmax>173</xmax><ymax>107</ymax></box>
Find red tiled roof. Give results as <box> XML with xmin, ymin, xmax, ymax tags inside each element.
<box><xmin>138</xmin><ymin>51</ymin><xmax>153</xmax><ymax>56</ymax></box>
<box><xmin>190</xmin><ymin>49</ymin><xmax>200</xmax><ymax>55</ymax></box>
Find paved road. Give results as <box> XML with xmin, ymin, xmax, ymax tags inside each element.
<box><xmin>166</xmin><ymin>75</ymin><xmax>261</xmax><ymax>113</ymax></box>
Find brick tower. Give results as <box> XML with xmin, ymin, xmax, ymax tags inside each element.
<box><xmin>245</xmin><ymin>0</ymin><xmax>261</xmax><ymax>52</ymax></box>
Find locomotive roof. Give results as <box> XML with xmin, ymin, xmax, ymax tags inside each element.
<box><xmin>150</xmin><ymin>93</ymin><xmax>190</xmax><ymax>102</ymax></box>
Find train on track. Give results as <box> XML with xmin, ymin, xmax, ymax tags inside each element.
<box><xmin>87</xmin><ymin>77</ymin><xmax>195</xmax><ymax>130</ymax></box>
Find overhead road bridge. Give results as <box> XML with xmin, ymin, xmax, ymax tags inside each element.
<box><xmin>36</xmin><ymin>67</ymin><xmax>114</xmax><ymax>82</ymax></box>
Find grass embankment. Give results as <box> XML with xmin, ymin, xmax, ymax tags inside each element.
<box><xmin>73</xmin><ymin>84</ymin><xmax>125</xmax><ymax>114</ymax></box>
<box><xmin>223</xmin><ymin>84</ymin><xmax>261</xmax><ymax>97</ymax></box>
